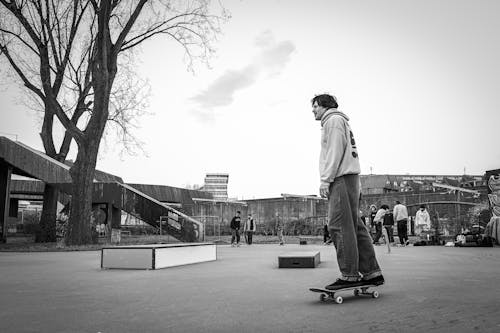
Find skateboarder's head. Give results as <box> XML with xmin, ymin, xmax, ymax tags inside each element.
<box><xmin>311</xmin><ymin>94</ymin><xmax>338</xmax><ymax>109</ymax></box>
<box><xmin>311</xmin><ymin>94</ymin><xmax>338</xmax><ymax>120</ymax></box>
<box><xmin>381</xmin><ymin>204</ymin><xmax>389</xmax><ymax>210</ymax></box>
<box><xmin>419</xmin><ymin>205</ymin><xmax>426</xmax><ymax>211</ymax></box>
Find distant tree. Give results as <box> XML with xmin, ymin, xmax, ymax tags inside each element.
<box><xmin>467</xmin><ymin>202</ymin><xmax>491</xmax><ymax>227</ymax></box>
<box><xmin>0</xmin><ymin>0</ymin><xmax>229</xmax><ymax>245</ymax></box>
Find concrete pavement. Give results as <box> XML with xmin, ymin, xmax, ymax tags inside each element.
<box><xmin>1</xmin><ymin>244</ymin><xmax>499</xmax><ymax>332</ymax></box>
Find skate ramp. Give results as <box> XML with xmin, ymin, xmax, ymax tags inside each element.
<box><xmin>0</xmin><ymin>136</ymin><xmax>203</xmax><ymax>242</ymax></box>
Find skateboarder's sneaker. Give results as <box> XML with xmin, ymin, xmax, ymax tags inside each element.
<box><xmin>362</xmin><ymin>275</ymin><xmax>385</xmax><ymax>286</ymax></box>
<box><xmin>324</xmin><ymin>279</ymin><xmax>363</xmax><ymax>290</ymax></box>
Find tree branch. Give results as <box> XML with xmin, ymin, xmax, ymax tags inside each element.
<box><xmin>44</xmin><ymin>0</ymin><xmax>61</xmax><ymax>69</ymax></box>
<box><xmin>112</xmin><ymin>0</ymin><xmax>147</xmax><ymax>56</ymax></box>
<box><xmin>53</xmin><ymin>0</ymin><xmax>91</xmax><ymax>94</ymax></box>
<box><xmin>0</xmin><ymin>27</ymin><xmax>40</xmax><ymax>56</ymax></box>
<box><xmin>0</xmin><ymin>0</ymin><xmax>43</xmax><ymax>49</ymax></box>
<box><xmin>120</xmin><ymin>11</ymin><xmax>202</xmax><ymax>50</ymax></box>
<box><xmin>0</xmin><ymin>42</ymin><xmax>45</xmax><ymax>100</ymax></box>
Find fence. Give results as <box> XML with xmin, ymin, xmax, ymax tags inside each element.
<box><xmin>191</xmin><ymin>215</ymin><xmax>328</xmax><ymax>238</ymax></box>
<box><xmin>191</xmin><ymin>215</ymin><xmax>222</xmax><ymax>241</ymax></box>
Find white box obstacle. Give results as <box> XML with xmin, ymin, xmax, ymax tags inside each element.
<box><xmin>101</xmin><ymin>243</ymin><xmax>217</xmax><ymax>270</ymax></box>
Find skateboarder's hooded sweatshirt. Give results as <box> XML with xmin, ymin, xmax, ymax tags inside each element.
<box><xmin>319</xmin><ymin>109</ymin><xmax>361</xmax><ymax>186</ymax></box>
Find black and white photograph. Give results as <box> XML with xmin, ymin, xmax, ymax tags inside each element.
<box><xmin>1</xmin><ymin>0</ymin><xmax>499</xmax><ymax>332</ymax></box>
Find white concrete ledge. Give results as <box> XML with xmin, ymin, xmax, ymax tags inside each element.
<box><xmin>101</xmin><ymin>243</ymin><xmax>217</xmax><ymax>270</ymax></box>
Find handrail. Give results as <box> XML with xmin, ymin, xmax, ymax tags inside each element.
<box><xmin>118</xmin><ymin>182</ymin><xmax>203</xmax><ymax>230</ymax></box>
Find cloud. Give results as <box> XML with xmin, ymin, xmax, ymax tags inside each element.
<box><xmin>190</xmin><ymin>65</ymin><xmax>259</xmax><ymax>108</ymax></box>
<box><xmin>190</xmin><ymin>31</ymin><xmax>296</xmax><ymax>116</ymax></box>
<box><xmin>258</xmin><ymin>40</ymin><xmax>296</xmax><ymax>77</ymax></box>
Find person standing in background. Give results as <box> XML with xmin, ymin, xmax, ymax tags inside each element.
<box><xmin>369</xmin><ymin>204</ymin><xmax>378</xmax><ymax>239</ymax></box>
<box><xmin>372</xmin><ymin>205</ymin><xmax>388</xmax><ymax>245</ymax></box>
<box><xmin>276</xmin><ymin>212</ymin><xmax>285</xmax><ymax>245</ymax></box>
<box><xmin>230</xmin><ymin>211</ymin><xmax>242</xmax><ymax>247</ymax></box>
<box><xmin>244</xmin><ymin>213</ymin><xmax>257</xmax><ymax>245</ymax></box>
<box><xmin>415</xmin><ymin>205</ymin><xmax>431</xmax><ymax>236</ymax></box>
<box><xmin>383</xmin><ymin>207</ymin><xmax>395</xmax><ymax>244</ymax></box>
<box><xmin>393</xmin><ymin>200</ymin><xmax>409</xmax><ymax>246</ymax></box>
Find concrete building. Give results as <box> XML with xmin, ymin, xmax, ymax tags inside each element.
<box><xmin>360</xmin><ymin>174</ymin><xmax>485</xmax><ymax>195</ymax></box>
<box><xmin>202</xmin><ymin>173</ymin><xmax>229</xmax><ymax>201</ymax></box>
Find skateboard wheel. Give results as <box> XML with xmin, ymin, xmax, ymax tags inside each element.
<box><xmin>372</xmin><ymin>291</ymin><xmax>379</xmax><ymax>299</ymax></box>
<box><xmin>353</xmin><ymin>289</ymin><xmax>359</xmax><ymax>296</ymax></box>
<box><xmin>335</xmin><ymin>296</ymin><xmax>343</xmax><ymax>304</ymax></box>
<box><xmin>320</xmin><ymin>294</ymin><xmax>327</xmax><ymax>302</ymax></box>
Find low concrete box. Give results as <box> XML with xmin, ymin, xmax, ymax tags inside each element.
<box><xmin>101</xmin><ymin>243</ymin><xmax>216</xmax><ymax>270</ymax></box>
<box><xmin>278</xmin><ymin>251</ymin><xmax>320</xmax><ymax>268</ymax></box>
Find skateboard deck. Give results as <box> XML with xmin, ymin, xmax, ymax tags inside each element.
<box><xmin>309</xmin><ymin>284</ymin><xmax>380</xmax><ymax>304</ymax></box>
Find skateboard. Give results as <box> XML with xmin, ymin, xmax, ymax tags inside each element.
<box><xmin>309</xmin><ymin>284</ymin><xmax>380</xmax><ymax>304</ymax></box>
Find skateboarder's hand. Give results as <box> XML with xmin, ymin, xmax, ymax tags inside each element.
<box><xmin>320</xmin><ymin>183</ymin><xmax>330</xmax><ymax>199</ymax></box>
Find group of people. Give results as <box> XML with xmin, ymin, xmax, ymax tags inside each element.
<box><xmin>230</xmin><ymin>211</ymin><xmax>285</xmax><ymax>247</ymax></box>
<box><xmin>229</xmin><ymin>211</ymin><xmax>256</xmax><ymax>246</ymax></box>
<box><xmin>367</xmin><ymin>202</ymin><xmax>432</xmax><ymax>246</ymax></box>
<box><xmin>368</xmin><ymin>201</ymin><xmax>410</xmax><ymax>246</ymax></box>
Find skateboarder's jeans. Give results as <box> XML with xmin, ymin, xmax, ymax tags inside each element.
<box><xmin>328</xmin><ymin>175</ymin><xmax>382</xmax><ymax>281</ymax></box>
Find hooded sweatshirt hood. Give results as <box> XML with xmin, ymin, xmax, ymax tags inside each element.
<box><xmin>321</xmin><ymin>109</ymin><xmax>349</xmax><ymax>127</ymax></box>
<box><xmin>318</xmin><ymin>108</ymin><xmax>360</xmax><ymax>184</ymax></box>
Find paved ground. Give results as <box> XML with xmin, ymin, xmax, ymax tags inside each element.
<box><xmin>1</xmin><ymin>244</ymin><xmax>499</xmax><ymax>333</ymax></box>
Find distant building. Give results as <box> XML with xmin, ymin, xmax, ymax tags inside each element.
<box><xmin>360</xmin><ymin>174</ymin><xmax>485</xmax><ymax>195</ymax></box>
<box><xmin>202</xmin><ymin>173</ymin><xmax>229</xmax><ymax>201</ymax></box>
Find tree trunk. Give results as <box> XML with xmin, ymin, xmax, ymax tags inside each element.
<box><xmin>36</xmin><ymin>184</ymin><xmax>58</xmax><ymax>242</ymax></box>
<box><xmin>66</xmin><ymin>148</ymin><xmax>97</xmax><ymax>245</ymax></box>
<box><xmin>64</xmin><ymin>1</ymin><xmax>116</xmax><ymax>245</ymax></box>
<box><xmin>37</xmin><ymin>107</ymin><xmax>60</xmax><ymax>243</ymax></box>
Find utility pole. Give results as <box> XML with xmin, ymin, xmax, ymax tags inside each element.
<box><xmin>456</xmin><ymin>190</ymin><xmax>460</xmax><ymax>233</ymax></box>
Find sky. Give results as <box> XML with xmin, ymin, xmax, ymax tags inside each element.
<box><xmin>1</xmin><ymin>0</ymin><xmax>500</xmax><ymax>200</ymax></box>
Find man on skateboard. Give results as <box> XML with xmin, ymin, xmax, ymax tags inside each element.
<box><xmin>311</xmin><ymin>94</ymin><xmax>385</xmax><ymax>290</ymax></box>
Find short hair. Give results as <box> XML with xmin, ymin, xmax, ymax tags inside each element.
<box><xmin>395</xmin><ymin>200</ymin><xmax>401</xmax><ymax>204</ymax></box>
<box><xmin>381</xmin><ymin>204</ymin><xmax>389</xmax><ymax>210</ymax></box>
<box><xmin>419</xmin><ymin>205</ymin><xmax>426</xmax><ymax>209</ymax></box>
<box><xmin>311</xmin><ymin>94</ymin><xmax>338</xmax><ymax>109</ymax></box>
<box><xmin>237</xmin><ymin>210</ymin><xmax>241</xmax><ymax>214</ymax></box>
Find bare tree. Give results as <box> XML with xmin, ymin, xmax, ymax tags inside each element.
<box><xmin>0</xmin><ymin>0</ymin><xmax>229</xmax><ymax>245</ymax></box>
